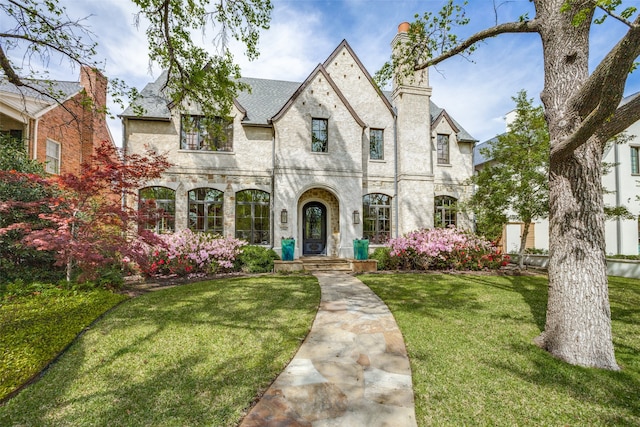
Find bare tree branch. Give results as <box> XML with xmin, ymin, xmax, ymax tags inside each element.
<box><xmin>415</xmin><ymin>19</ymin><xmax>540</xmax><ymax>70</ymax></box>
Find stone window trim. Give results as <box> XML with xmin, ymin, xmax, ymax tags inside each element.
<box><xmin>369</xmin><ymin>128</ymin><xmax>384</xmax><ymax>160</ymax></box>
<box><xmin>311</xmin><ymin>117</ymin><xmax>329</xmax><ymax>153</ymax></box>
<box><xmin>436</xmin><ymin>133</ymin><xmax>451</xmax><ymax>165</ymax></box>
<box><xmin>180</xmin><ymin>114</ymin><xmax>233</xmax><ymax>152</ymax></box>
<box><xmin>45</xmin><ymin>138</ymin><xmax>61</xmax><ymax>175</ymax></box>
<box><xmin>631</xmin><ymin>145</ymin><xmax>640</xmax><ymax>175</ymax></box>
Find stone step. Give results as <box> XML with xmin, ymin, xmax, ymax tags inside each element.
<box><xmin>300</xmin><ymin>257</ymin><xmax>352</xmax><ymax>272</ymax></box>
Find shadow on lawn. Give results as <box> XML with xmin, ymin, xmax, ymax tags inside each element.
<box><xmin>0</xmin><ymin>276</ymin><xmax>320</xmax><ymax>427</ymax></box>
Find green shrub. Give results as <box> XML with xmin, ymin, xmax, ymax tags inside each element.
<box><xmin>235</xmin><ymin>245</ymin><xmax>280</xmax><ymax>273</ymax></box>
<box><xmin>370</xmin><ymin>247</ymin><xmax>399</xmax><ymax>271</ymax></box>
<box><xmin>607</xmin><ymin>254</ymin><xmax>640</xmax><ymax>260</ymax></box>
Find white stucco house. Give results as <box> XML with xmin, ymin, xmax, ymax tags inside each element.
<box><xmin>121</xmin><ymin>24</ymin><xmax>476</xmax><ymax>259</ymax></box>
<box><xmin>475</xmin><ymin>93</ymin><xmax>640</xmax><ymax>255</ymax></box>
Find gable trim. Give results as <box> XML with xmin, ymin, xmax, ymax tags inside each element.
<box><xmin>271</xmin><ymin>64</ymin><xmax>366</xmax><ymax>128</ymax></box>
<box><xmin>323</xmin><ymin>40</ymin><xmax>395</xmax><ymax>117</ymax></box>
<box><xmin>432</xmin><ymin>109</ymin><xmax>460</xmax><ymax>134</ymax></box>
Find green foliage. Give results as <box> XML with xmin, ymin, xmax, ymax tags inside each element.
<box><xmin>0</xmin><ymin>135</ymin><xmax>63</xmax><ymax>284</ymax></box>
<box><xmin>468</xmin><ymin>90</ymin><xmax>549</xmax><ymax>254</ymax></box>
<box><xmin>374</xmin><ymin>0</ymin><xmax>472</xmax><ymax>87</ymax></box>
<box><xmin>0</xmin><ymin>288</ymin><xmax>127</xmax><ymax>401</ymax></box>
<box><xmin>369</xmin><ymin>247</ymin><xmax>400</xmax><ymax>271</ymax></box>
<box><xmin>235</xmin><ymin>244</ymin><xmax>279</xmax><ymax>273</ymax></box>
<box><xmin>130</xmin><ymin>0</ymin><xmax>272</xmax><ymax>122</ymax></box>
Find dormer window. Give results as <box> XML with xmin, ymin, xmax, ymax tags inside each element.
<box><xmin>181</xmin><ymin>115</ymin><xmax>233</xmax><ymax>152</ymax></box>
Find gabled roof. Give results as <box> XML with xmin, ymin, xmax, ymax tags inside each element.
<box><xmin>271</xmin><ymin>64</ymin><xmax>366</xmax><ymax>128</ymax></box>
<box><xmin>429</xmin><ymin>102</ymin><xmax>475</xmax><ymax>143</ymax></box>
<box><xmin>0</xmin><ymin>78</ymin><xmax>82</xmax><ymax>118</ymax></box>
<box><xmin>322</xmin><ymin>40</ymin><xmax>395</xmax><ymax>116</ymax></box>
<box><xmin>120</xmin><ymin>71</ymin><xmax>172</xmax><ymax>120</ymax></box>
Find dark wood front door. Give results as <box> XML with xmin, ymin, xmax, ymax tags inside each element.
<box><xmin>303</xmin><ymin>202</ymin><xmax>327</xmax><ymax>255</ymax></box>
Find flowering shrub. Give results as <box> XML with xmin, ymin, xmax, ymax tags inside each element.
<box><xmin>130</xmin><ymin>229</ymin><xmax>246</xmax><ymax>277</ymax></box>
<box><xmin>385</xmin><ymin>227</ymin><xmax>510</xmax><ymax>271</ymax></box>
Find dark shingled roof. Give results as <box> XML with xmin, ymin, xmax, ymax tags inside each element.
<box><xmin>0</xmin><ymin>79</ymin><xmax>82</xmax><ymax>103</ymax></box>
<box><xmin>122</xmin><ymin>73</ymin><xmax>476</xmax><ymax>143</ymax></box>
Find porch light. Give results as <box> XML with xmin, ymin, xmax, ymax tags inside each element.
<box><xmin>353</xmin><ymin>210</ymin><xmax>360</xmax><ymax>224</ymax></box>
<box><xmin>281</xmin><ymin>209</ymin><xmax>288</xmax><ymax>224</ymax></box>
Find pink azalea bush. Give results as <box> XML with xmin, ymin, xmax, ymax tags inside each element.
<box><xmin>130</xmin><ymin>229</ymin><xmax>246</xmax><ymax>277</ymax></box>
<box><xmin>385</xmin><ymin>227</ymin><xmax>510</xmax><ymax>271</ymax></box>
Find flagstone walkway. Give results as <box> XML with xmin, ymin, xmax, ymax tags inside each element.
<box><xmin>240</xmin><ymin>272</ymin><xmax>417</xmax><ymax>427</ymax></box>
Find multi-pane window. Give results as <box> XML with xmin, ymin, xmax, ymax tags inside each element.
<box><xmin>235</xmin><ymin>189</ymin><xmax>270</xmax><ymax>244</ymax></box>
<box><xmin>363</xmin><ymin>193</ymin><xmax>391</xmax><ymax>244</ymax></box>
<box><xmin>311</xmin><ymin>118</ymin><xmax>328</xmax><ymax>152</ymax></box>
<box><xmin>370</xmin><ymin>129</ymin><xmax>384</xmax><ymax>160</ymax></box>
<box><xmin>434</xmin><ymin>196</ymin><xmax>457</xmax><ymax>227</ymax></box>
<box><xmin>181</xmin><ymin>115</ymin><xmax>233</xmax><ymax>151</ymax></box>
<box><xmin>437</xmin><ymin>134</ymin><xmax>450</xmax><ymax>164</ymax></box>
<box><xmin>632</xmin><ymin>146</ymin><xmax>640</xmax><ymax>174</ymax></box>
<box><xmin>45</xmin><ymin>139</ymin><xmax>60</xmax><ymax>174</ymax></box>
<box><xmin>139</xmin><ymin>186</ymin><xmax>176</xmax><ymax>233</ymax></box>
<box><xmin>188</xmin><ymin>188</ymin><xmax>223</xmax><ymax>234</ymax></box>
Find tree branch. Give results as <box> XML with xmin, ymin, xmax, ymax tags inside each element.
<box><xmin>596</xmin><ymin>4</ymin><xmax>639</xmax><ymax>28</ymax></box>
<box><xmin>597</xmin><ymin>94</ymin><xmax>640</xmax><ymax>141</ymax></box>
<box><xmin>415</xmin><ymin>19</ymin><xmax>540</xmax><ymax>70</ymax></box>
<box><xmin>552</xmin><ymin>20</ymin><xmax>640</xmax><ymax>161</ymax></box>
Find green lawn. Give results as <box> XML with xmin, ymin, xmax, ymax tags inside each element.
<box><xmin>0</xmin><ymin>288</ymin><xmax>128</xmax><ymax>402</ymax></box>
<box><xmin>359</xmin><ymin>273</ymin><xmax>640</xmax><ymax>426</ymax></box>
<box><xmin>0</xmin><ymin>275</ymin><xmax>320</xmax><ymax>427</ymax></box>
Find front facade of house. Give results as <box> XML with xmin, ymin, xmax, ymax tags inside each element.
<box><xmin>122</xmin><ymin>27</ymin><xmax>476</xmax><ymax>258</ymax></box>
<box><xmin>0</xmin><ymin>66</ymin><xmax>113</xmax><ymax>175</ymax></box>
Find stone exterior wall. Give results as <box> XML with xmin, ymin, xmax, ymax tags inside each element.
<box><xmin>124</xmin><ymin>38</ymin><xmax>476</xmax><ymax>259</ymax></box>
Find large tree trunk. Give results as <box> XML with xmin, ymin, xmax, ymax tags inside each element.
<box><xmin>539</xmin><ymin>138</ymin><xmax>619</xmax><ymax>370</ymax></box>
<box><xmin>534</xmin><ymin>0</ymin><xmax>619</xmax><ymax>369</ymax></box>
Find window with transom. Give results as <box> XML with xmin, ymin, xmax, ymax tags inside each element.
<box><xmin>363</xmin><ymin>193</ymin><xmax>391</xmax><ymax>244</ymax></box>
<box><xmin>188</xmin><ymin>188</ymin><xmax>223</xmax><ymax>234</ymax></box>
<box><xmin>235</xmin><ymin>190</ymin><xmax>270</xmax><ymax>244</ymax></box>
<box><xmin>139</xmin><ymin>186</ymin><xmax>176</xmax><ymax>233</ymax></box>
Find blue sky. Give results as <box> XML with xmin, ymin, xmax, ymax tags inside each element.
<box><xmin>27</xmin><ymin>0</ymin><xmax>640</xmax><ymax>145</ymax></box>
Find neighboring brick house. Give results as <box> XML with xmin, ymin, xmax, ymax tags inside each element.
<box><xmin>0</xmin><ymin>66</ymin><xmax>114</xmax><ymax>175</ymax></box>
<box><xmin>122</xmin><ymin>24</ymin><xmax>477</xmax><ymax>259</ymax></box>
<box><xmin>475</xmin><ymin>92</ymin><xmax>640</xmax><ymax>255</ymax></box>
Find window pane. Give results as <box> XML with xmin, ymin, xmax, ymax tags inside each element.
<box><xmin>139</xmin><ymin>186</ymin><xmax>176</xmax><ymax>233</ymax></box>
<box><xmin>363</xmin><ymin>193</ymin><xmax>391</xmax><ymax>244</ymax></box>
<box><xmin>370</xmin><ymin>129</ymin><xmax>384</xmax><ymax>160</ymax></box>
<box><xmin>632</xmin><ymin>147</ymin><xmax>639</xmax><ymax>174</ymax></box>
<box><xmin>235</xmin><ymin>190</ymin><xmax>270</xmax><ymax>244</ymax></box>
<box><xmin>434</xmin><ymin>196</ymin><xmax>457</xmax><ymax>227</ymax></box>
<box><xmin>437</xmin><ymin>134</ymin><xmax>450</xmax><ymax>164</ymax></box>
<box><xmin>312</xmin><ymin>118</ymin><xmax>328</xmax><ymax>152</ymax></box>
<box><xmin>181</xmin><ymin>115</ymin><xmax>233</xmax><ymax>152</ymax></box>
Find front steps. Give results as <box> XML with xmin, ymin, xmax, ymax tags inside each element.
<box><xmin>273</xmin><ymin>256</ymin><xmax>377</xmax><ymax>273</ymax></box>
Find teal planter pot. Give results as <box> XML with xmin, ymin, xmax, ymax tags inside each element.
<box><xmin>281</xmin><ymin>239</ymin><xmax>295</xmax><ymax>261</ymax></box>
<box><xmin>353</xmin><ymin>239</ymin><xmax>369</xmax><ymax>260</ymax></box>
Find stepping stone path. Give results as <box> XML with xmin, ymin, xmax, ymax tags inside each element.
<box><xmin>240</xmin><ymin>272</ymin><xmax>417</xmax><ymax>427</ymax></box>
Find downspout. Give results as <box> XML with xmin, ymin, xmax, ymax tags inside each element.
<box><xmin>121</xmin><ymin>117</ymin><xmax>127</xmax><ymax>213</ymax></box>
<box><xmin>614</xmin><ymin>141</ymin><xmax>622</xmax><ymax>254</ymax></box>
<box><xmin>32</xmin><ymin>118</ymin><xmax>39</xmax><ymax>160</ymax></box>
<box><xmin>393</xmin><ymin>107</ymin><xmax>399</xmax><ymax>238</ymax></box>
<box><xmin>270</xmin><ymin>125</ymin><xmax>276</xmax><ymax>249</ymax></box>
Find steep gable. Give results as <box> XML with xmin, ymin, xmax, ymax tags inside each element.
<box><xmin>271</xmin><ymin>64</ymin><xmax>365</xmax><ymax>128</ymax></box>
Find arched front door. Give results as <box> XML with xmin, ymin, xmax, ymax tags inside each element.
<box><xmin>302</xmin><ymin>202</ymin><xmax>327</xmax><ymax>255</ymax></box>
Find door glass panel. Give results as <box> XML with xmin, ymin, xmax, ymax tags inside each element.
<box><xmin>305</xmin><ymin>206</ymin><xmax>323</xmax><ymax>239</ymax></box>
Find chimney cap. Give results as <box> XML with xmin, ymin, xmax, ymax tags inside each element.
<box><xmin>398</xmin><ymin>22</ymin><xmax>410</xmax><ymax>33</ymax></box>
